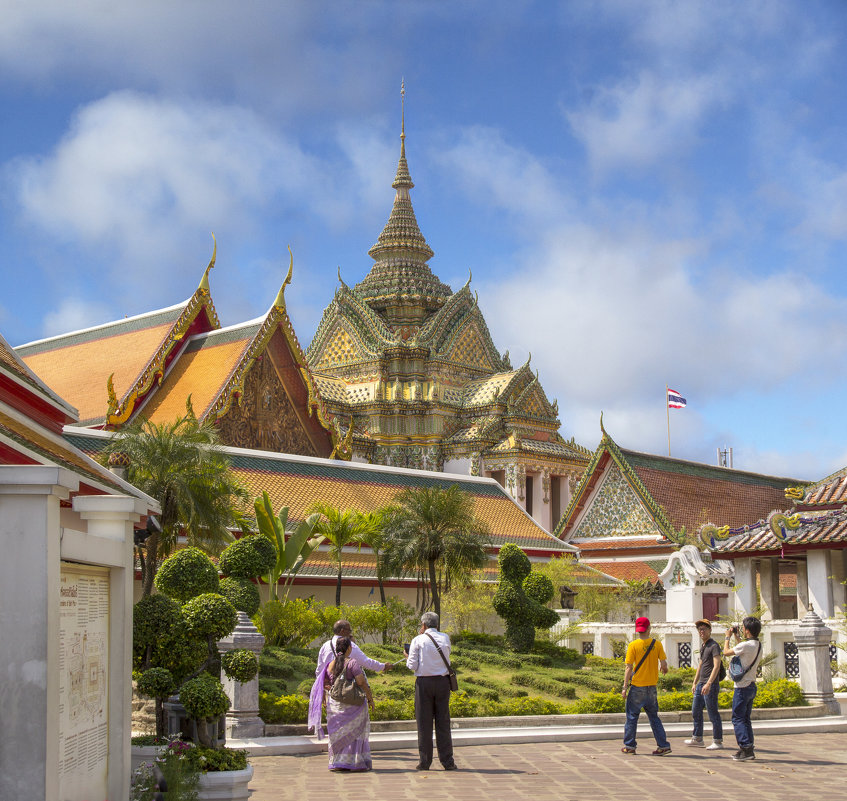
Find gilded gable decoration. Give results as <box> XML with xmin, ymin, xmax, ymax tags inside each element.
<box><xmin>105</xmin><ymin>241</ymin><xmax>221</xmax><ymax>426</ymax></box>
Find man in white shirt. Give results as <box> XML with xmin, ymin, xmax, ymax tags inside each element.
<box><xmin>315</xmin><ymin>619</ymin><xmax>393</xmax><ymax>678</ymax></box>
<box><xmin>723</xmin><ymin>616</ymin><xmax>763</xmax><ymax>762</ymax></box>
<box><xmin>405</xmin><ymin>612</ymin><xmax>457</xmax><ymax>771</ymax></box>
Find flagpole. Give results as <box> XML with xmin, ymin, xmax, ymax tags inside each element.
<box><xmin>666</xmin><ymin>384</ymin><xmax>671</xmax><ymax>456</ymax></box>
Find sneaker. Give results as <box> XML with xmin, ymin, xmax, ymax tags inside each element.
<box><xmin>684</xmin><ymin>737</ymin><xmax>705</xmax><ymax>747</ymax></box>
<box><xmin>706</xmin><ymin>741</ymin><xmax>724</xmax><ymax>750</ymax></box>
<box><xmin>732</xmin><ymin>748</ymin><xmax>755</xmax><ymax>762</ymax></box>
<box><xmin>621</xmin><ymin>746</ymin><xmax>636</xmax><ymax>754</ymax></box>
<box><xmin>652</xmin><ymin>747</ymin><xmax>672</xmax><ymax>756</ymax></box>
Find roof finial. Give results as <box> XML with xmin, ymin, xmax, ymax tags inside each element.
<box><xmin>272</xmin><ymin>245</ymin><xmax>294</xmax><ymax>309</ymax></box>
<box><xmin>199</xmin><ymin>232</ymin><xmax>216</xmax><ymax>293</ymax></box>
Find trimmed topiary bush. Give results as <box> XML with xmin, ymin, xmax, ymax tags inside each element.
<box><xmin>181</xmin><ymin>672</ymin><xmax>231</xmax><ymax>721</ymax></box>
<box><xmin>218</xmin><ymin>535</ymin><xmax>277</xmax><ymax>579</ymax></box>
<box><xmin>222</xmin><ymin>649</ymin><xmax>259</xmax><ymax>684</ymax></box>
<box><xmin>183</xmin><ymin>593</ymin><xmax>238</xmax><ymax>641</ymax></box>
<box><xmin>492</xmin><ymin>544</ymin><xmax>560</xmax><ymax>652</ymax></box>
<box><xmin>155</xmin><ymin>547</ymin><xmax>219</xmax><ymax>602</ymax></box>
<box><xmin>219</xmin><ymin>576</ymin><xmax>261</xmax><ymax>617</ymax></box>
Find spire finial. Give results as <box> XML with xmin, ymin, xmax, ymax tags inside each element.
<box><xmin>400</xmin><ymin>78</ymin><xmax>407</xmax><ymax>162</ymax></box>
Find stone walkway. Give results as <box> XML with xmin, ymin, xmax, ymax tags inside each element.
<box><xmin>246</xmin><ymin>732</ymin><xmax>847</xmax><ymax>800</ymax></box>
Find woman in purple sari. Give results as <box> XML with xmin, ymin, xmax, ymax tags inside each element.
<box><xmin>308</xmin><ymin>635</ymin><xmax>374</xmax><ymax>771</ymax></box>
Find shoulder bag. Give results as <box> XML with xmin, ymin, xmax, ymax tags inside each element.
<box><xmin>328</xmin><ymin>659</ymin><xmax>367</xmax><ymax>706</ymax></box>
<box><xmin>728</xmin><ymin>641</ymin><xmax>761</xmax><ymax>682</ymax></box>
<box><xmin>425</xmin><ymin>632</ymin><xmax>459</xmax><ymax>692</ymax></box>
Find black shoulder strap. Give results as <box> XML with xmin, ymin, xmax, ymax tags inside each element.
<box><xmin>632</xmin><ymin>639</ymin><xmax>656</xmax><ymax>676</ymax></box>
<box><xmin>424</xmin><ymin>631</ymin><xmax>453</xmax><ymax>671</ymax></box>
<box><xmin>737</xmin><ymin>641</ymin><xmax>762</xmax><ymax>681</ymax></box>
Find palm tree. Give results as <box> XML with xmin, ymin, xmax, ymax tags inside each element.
<box><xmin>307</xmin><ymin>503</ymin><xmax>368</xmax><ymax>606</ymax></box>
<box><xmin>382</xmin><ymin>485</ymin><xmax>490</xmax><ymax>620</ymax></box>
<box><xmin>358</xmin><ymin>509</ymin><xmax>390</xmax><ymax>606</ymax></box>
<box><xmin>102</xmin><ymin>398</ymin><xmax>249</xmax><ymax>596</ymax></box>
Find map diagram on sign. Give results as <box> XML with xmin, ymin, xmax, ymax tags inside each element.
<box><xmin>65</xmin><ymin>632</ymin><xmax>106</xmax><ymax>724</ymax></box>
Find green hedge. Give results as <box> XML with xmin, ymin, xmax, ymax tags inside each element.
<box><xmin>512</xmin><ymin>672</ymin><xmax>577</xmax><ymax>699</ymax></box>
<box><xmin>259</xmin><ymin>692</ymin><xmax>309</xmax><ymax>724</ymax></box>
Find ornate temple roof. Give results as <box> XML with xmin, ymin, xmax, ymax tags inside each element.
<box><xmin>707</xmin><ymin>506</ymin><xmax>847</xmax><ymax>557</ymax></box>
<box><xmin>557</xmin><ymin>424</ymin><xmax>802</xmax><ymax>544</ymax></box>
<box><xmin>16</xmin><ymin>253</ymin><xmax>220</xmax><ymax>426</ymax></box>
<box><xmin>354</xmin><ymin>107</ymin><xmax>451</xmax><ymax>316</ymax></box>
<box><xmin>588</xmin><ymin>560</ymin><xmax>663</xmax><ymax>583</ymax></box>
<box><xmin>789</xmin><ymin>466</ymin><xmax>847</xmax><ymax>509</ymax></box>
<box><xmin>0</xmin><ymin>331</ymin><xmax>157</xmax><ymax>501</ymax></box>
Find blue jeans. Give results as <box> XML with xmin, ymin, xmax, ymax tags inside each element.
<box><xmin>731</xmin><ymin>683</ymin><xmax>757</xmax><ymax>750</ymax></box>
<box><xmin>692</xmin><ymin>681</ymin><xmax>723</xmax><ymax>741</ymax></box>
<box><xmin>624</xmin><ymin>685</ymin><xmax>669</xmax><ymax>750</ymax></box>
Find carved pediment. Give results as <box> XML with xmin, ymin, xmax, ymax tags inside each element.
<box><xmin>215</xmin><ymin>355</ymin><xmax>317</xmax><ymax>456</ymax></box>
<box><xmin>312</xmin><ymin>321</ymin><xmax>369</xmax><ymax>371</ymax></box>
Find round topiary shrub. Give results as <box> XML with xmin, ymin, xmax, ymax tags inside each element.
<box><xmin>221</xmin><ymin>649</ymin><xmax>259</xmax><ymax>684</ymax></box>
<box><xmin>218</xmin><ymin>535</ymin><xmax>277</xmax><ymax>579</ymax></box>
<box><xmin>183</xmin><ymin>593</ymin><xmax>237</xmax><ymax>641</ymax></box>
<box><xmin>133</xmin><ymin>593</ymin><xmax>182</xmax><ymax>650</ymax></box>
<box><xmin>155</xmin><ymin>547</ymin><xmax>219</xmax><ymax>602</ymax></box>
<box><xmin>219</xmin><ymin>576</ymin><xmax>261</xmax><ymax>617</ymax></box>
<box><xmin>180</xmin><ymin>672</ymin><xmax>231</xmax><ymax>720</ymax></box>
<box><xmin>136</xmin><ymin>666</ymin><xmax>176</xmax><ymax>700</ymax></box>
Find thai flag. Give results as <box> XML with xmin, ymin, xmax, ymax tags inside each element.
<box><xmin>667</xmin><ymin>388</ymin><xmax>687</xmax><ymax>409</ymax></box>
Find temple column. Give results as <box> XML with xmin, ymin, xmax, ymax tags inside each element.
<box><xmin>796</xmin><ymin>560</ymin><xmax>810</xmax><ymax>619</ymax></box>
<box><xmin>830</xmin><ymin>549</ymin><xmax>846</xmax><ymax>618</ymax></box>
<box><xmin>758</xmin><ymin>557</ymin><xmax>781</xmax><ymax>621</ymax></box>
<box><xmin>807</xmin><ymin>550</ymin><xmax>834</xmax><ymax>619</ymax></box>
<box><xmin>733</xmin><ymin>558</ymin><xmax>756</xmax><ymax>616</ymax></box>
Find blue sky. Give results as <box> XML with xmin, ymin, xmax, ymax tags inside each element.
<box><xmin>2</xmin><ymin>1</ymin><xmax>847</xmax><ymax>481</ymax></box>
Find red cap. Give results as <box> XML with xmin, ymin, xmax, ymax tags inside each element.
<box><xmin>635</xmin><ymin>616</ymin><xmax>650</xmax><ymax>632</ymax></box>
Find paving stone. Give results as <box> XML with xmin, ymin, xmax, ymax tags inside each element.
<box><xmin>245</xmin><ymin>732</ymin><xmax>847</xmax><ymax>801</ymax></box>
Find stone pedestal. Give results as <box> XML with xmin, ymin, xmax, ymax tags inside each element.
<box><xmin>794</xmin><ymin>607</ymin><xmax>839</xmax><ymax>714</ymax></box>
<box><xmin>218</xmin><ymin>611</ymin><xmax>266</xmax><ymax>739</ymax></box>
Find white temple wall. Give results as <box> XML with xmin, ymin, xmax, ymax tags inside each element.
<box><xmin>443</xmin><ymin>457</ymin><xmax>472</xmax><ymax>476</ymax></box>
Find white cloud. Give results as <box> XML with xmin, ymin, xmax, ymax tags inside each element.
<box><xmin>7</xmin><ymin>91</ymin><xmax>394</xmax><ymax>302</ymax></box>
<box><xmin>41</xmin><ymin>297</ymin><xmax>112</xmax><ymax>338</ymax></box>
<box><xmin>566</xmin><ymin>72</ymin><xmax>725</xmax><ymax>174</ymax></box>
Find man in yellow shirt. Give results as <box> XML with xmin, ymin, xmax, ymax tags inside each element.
<box><xmin>620</xmin><ymin>616</ymin><xmax>671</xmax><ymax>755</ymax></box>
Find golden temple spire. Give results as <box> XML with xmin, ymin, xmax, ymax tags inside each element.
<box><xmin>272</xmin><ymin>246</ymin><xmax>294</xmax><ymax>309</ymax></box>
<box><xmin>199</xmin><ymin>233</ymin><xmax>217</xmax><ymax>293</ymax></box>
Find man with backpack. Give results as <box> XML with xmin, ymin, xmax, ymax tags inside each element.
<box><xmin>684</xmin><ymin>619</ymin><xmax>724</xmax><ymax>750</ymax></box>
<box><xmin>723</xmin><ymin>616</ymin><xmax>763</xmax><ymax>762</ymax></box>
<box><xmin>620</xmin><ymin>616</ymin><xmax>672</xmax><ymax>755</ymax></box>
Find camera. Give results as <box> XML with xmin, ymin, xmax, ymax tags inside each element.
<box><xmin>730</xmin><ymin>624</ymin><xmax>740</xmax><ymax>637</ymax></box>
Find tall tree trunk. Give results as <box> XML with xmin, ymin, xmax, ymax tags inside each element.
<box><xmin>428</xmin><ymin>558</ymin><xmax>440</xmax><ymax>620</ymax></box>
<box><xmin>336</xmin><ymin>563</ymin><xmax>342</xmax><ymax>607</ymax></box>
<box><xmin>142</xmin><ymin>531</ymin><xmax>159</xmax><ymax>597</ymax></box>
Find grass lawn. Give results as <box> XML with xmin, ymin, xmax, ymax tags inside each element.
<box><xmin>258</xmin><ymin>632</ymin><xmax>807</xmax><ymax>725</ymax></box>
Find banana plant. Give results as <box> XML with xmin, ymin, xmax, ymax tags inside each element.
<box><xmin>254</xmin><ymin>491</ymin><xmax>325</xmax><ymax>601</ymax></box>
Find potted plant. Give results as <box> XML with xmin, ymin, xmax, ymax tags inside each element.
<box><xmin>132</xmin><ymin>535</ymin><xmax>275</xmax><ymax>799</ymax></box>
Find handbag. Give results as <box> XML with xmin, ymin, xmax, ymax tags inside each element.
<box><xmin>728</xmin><ymin>641</ymin><xmax>761</xmax><ymax>682</ymax></box>
<box><xmin>328</xmin><ymin>661</ymin><xmax>367</xmax><ymax>706</ymax></box>
<box><xmin>425</xmin><ymin>632</ymin><xmax>458</xmax><ymax>692</ymax></box>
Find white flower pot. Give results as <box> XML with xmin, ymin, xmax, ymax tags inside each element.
<box><xmin>197</xmin><ymin>765</ymin><xmax>254</xmax><ymax>800</ymax></box>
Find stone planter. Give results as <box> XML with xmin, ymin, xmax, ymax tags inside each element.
<box><xmin>197</xmin><ymin>765</ymin><xmax>254</xmax><ymax>800</ymax></box>
<box><xmin>130</xmin><ymin>744</ymin><xmax>160</xmax><ymax>776</ymax></box>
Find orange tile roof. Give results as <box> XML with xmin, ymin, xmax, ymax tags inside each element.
<box><xmin>66</xmin><ymin>428</ymin><xmax>574</xmax><ymax>554</ymax></box>
<box><xmin>17</xmin><ymin>309</ymin><xmax>185</xmax><ymax>424</ymax></box>
<box><xmin>799</xmin><ymin>468</ymin><xmax>847</xmax><ymax>507</ymax></box>
<box><xmin>140</xmin><ymin>327</ymin><xmax>254</xmax><ymax>423</ymax></box>
<box><xmin>624</xmin><ymin>450</ymin><xmax>800</xmax><ymax>534</ymax></box>
<box><xmin>585</xmin><ymin>560</ymin><xmax>661</xmax><ymax>583</ymax></box>
<box><xmin>711</xmin><ymin>507</ymin><xmax>847</xmax><ymax>555</ymax></box>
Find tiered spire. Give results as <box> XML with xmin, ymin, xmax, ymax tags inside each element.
<box><xmin>355</xmin><ymin>81</ymin><xmax>451</xmax><ymax>322</ymax></box>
